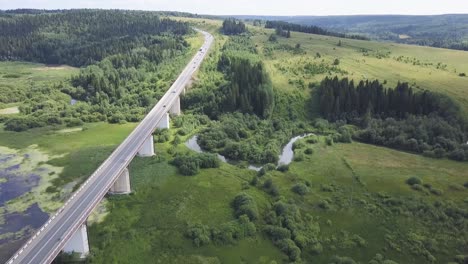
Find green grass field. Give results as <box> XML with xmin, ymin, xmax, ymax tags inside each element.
<box><xmin>87</xmin><ymin>126</ymin><xmax>468</xmax><ymax>263</ymax></box>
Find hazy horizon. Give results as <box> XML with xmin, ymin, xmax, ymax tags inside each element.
<box><xmin>1</xmin><ymin>0</ymin><xmax>468</xmax><ymax>16</ymax></box>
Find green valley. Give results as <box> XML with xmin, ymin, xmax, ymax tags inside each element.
<box><xmin>0</xmin><ymin>9</ymin><xmax>467</xmax><ymax>264</ymax></box>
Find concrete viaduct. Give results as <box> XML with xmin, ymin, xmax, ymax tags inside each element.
<box><xmin>7</xmin><ymin>28</ymin><xmax>213</xmax><ymax>264</ymax></box>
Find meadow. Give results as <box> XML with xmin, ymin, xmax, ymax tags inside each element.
<box><xmin>86</xmin><ymin>120</ymin><xmax>468</xmax><ymax>263</ymax></box>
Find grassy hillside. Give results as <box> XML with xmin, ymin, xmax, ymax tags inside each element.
<box><xmin>178</xmin><ymin>17</ymin><xmax>468</xmax><ymax>116</ymax></box>
<box><xmin>233</xmin><ymin>14</ymin><xmax>468</xmax><ymax>50</ymax></box>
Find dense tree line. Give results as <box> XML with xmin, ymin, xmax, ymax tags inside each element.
<box><xmin>218</xmin><ymin>55</ymin><xmax>274</xmax><ymax>118</ymax></box>
<box><xmin>316</xmin><ymin>76</ymin><xmax>468</xmax><ymax>161</ymax></box>
<box><xmin>0</xmin><ymin>10</ymin><xmax>190</xmax><ymax>66</ymax></box>
<box><xmin>222</xmin><ymin>18</ymin><xmax>247</xmax><ymax>35</ymax></box>
<box><xmin>265</xmin><ymin>21</ymin><xmax>369</xmax><ymax>40</ymax></box>
<box><xmin>318</xmin><ymin>77</ymin><xmax>462</xmax><ymax>121</ymax></box>
<box><xmin>275</xmin><ymin>28</ymin><xmax>291</xmax><ymax>38</ymax></box>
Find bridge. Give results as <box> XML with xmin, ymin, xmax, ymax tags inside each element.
<box><xmin>7</xmin><ymin>29</ymin><xmax>213</xmax><ymax>264</ymax></box>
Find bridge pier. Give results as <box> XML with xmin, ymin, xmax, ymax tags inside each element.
<box><xmin>63</xmin><ymin>223</ymin><xmax>89</xmax><ymax>258</ymax></box>
<box><xmin>157</xmin><ymin>112</ymin><xmax>170</xmax><ymax>129</ymax></box>
<box><xmin>109</xmin><ymin>168</ymin><xmax>131</xmax><ymax>194</ymax></box>
<box><xmin>137</xmin><ymin>135</ymin><xmax>155</xmax><ymax>157</ymax></box>
<box><xmin>170</xmin><ymin>97</ymin><xmax>181</xmax><ymax>116</ymax></box>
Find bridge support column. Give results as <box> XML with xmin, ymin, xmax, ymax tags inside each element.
<box><xmin>170</xmin><ymin>97</ymin><xmax>181</xmax><ymax>116</ymax></box>
<box><xmin>157</xmin><ymin>112</ymin><xmax>170</xmax><ymax>129</ymax></box>
<box><xmin>109</xmin><ymin>168</ymin><xmax>131</xmax><ymax>194</ymax></box>
<box><xmin>137</xmin><ymin>135</ymin><xmax>155</xmax><ymax>157</ymax></box>
<box><xmin>63</xmin><ymin>223</ymin><xmax>89</xmax><ymax>258</ymax></box>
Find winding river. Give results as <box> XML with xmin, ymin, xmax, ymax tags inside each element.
<box><xmin>185</xmin><ymin>134</ymin><xmax>313</xmax><ymax>171</ymax></box>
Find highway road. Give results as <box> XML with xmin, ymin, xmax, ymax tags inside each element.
<box><xmin>7</xmin><ymin>28</ymin><xmax>213</xmax><ymax>264</ymax></box>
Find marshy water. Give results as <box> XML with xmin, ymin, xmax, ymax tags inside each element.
<box><xmin>185</xmin><ymin>134</ymin><xmax>313</xmax><ymax>171</ymax></box>
<box><xmin>0</xmin><ymin>146</ymin><xmax>59</xmax><ymax>261</ymax></box>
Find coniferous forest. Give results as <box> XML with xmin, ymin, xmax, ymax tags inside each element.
<box><xmin>222</xmin><ymin>18</ymin><xmax>247</xmax><ymax>35</ymax></box>
<box><xmin>0</xmin><ymin>10</ymin><xmax>189</xmax><ymax>66</ymax></box>
<box><xmin>317</xmin><ymin>77</ymin><xmax>468</xmax><ymax>161</ymax></box>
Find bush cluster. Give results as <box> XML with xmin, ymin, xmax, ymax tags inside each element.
<box><xmin>171</xmin><ymin>153</ymin><xmax>220</xmax><ymax>176</ymax></box>
<box><xmin>263</xmin><ymin>201</ymin><xmax>321</xmax><ymax>261</ymax></box>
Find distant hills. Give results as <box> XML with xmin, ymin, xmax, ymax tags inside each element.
<box><xmin>230</xmin><ymin>14</ymin><xmax>468</xmax><ymax>51</ymax></box>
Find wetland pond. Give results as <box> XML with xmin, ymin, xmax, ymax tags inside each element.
<box><xmin>0</xmin><ymin>146</ymin><xmax>62</xmax><ymax>262</ymax></box>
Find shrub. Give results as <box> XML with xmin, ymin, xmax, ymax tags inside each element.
<box><xmin>263</xmin><ymin>163</ymin><xmax>277</xmax><ymax>171</ymax></box>
<box><xmin>292</xmin><ymin>140</ymin><xmax>305</xmax><ymax>150</ymax></box>
<box><xmin>321</xmin><ymin>184</ymin><xmax>335</xmax><ymax>192</ymax></box>
<box><xmin>423</xmin><ymin>183</ymin><xmax>432</xmax><ymax>189</ymax></box>
<box><xmin>306</xmin><ymin>135</ymin><xmax>319</xmax><ymax>144</ymax></box>
<box><xmin>318</xmin><ymin>199</ymin><xmax>331</xmax><ymax>210</ymax></box>
<box><xmin>304</xmin><ymin>148</ymin><xmax>314</xmax><ymax>155</ymax></box>
<box><xmin>449</xmin><ymin>149</ymin><xmax>466</xmax><ymax>161</ymax></box>
<box><xmin>257</xmin><ymin>168</ymin><xmax>266</xmax><ymax>177</ymax></box>
<box><xmin>292</xmin><ymin>183</ymin><xmax>309</xmax><ymax>195</ymax></box>
<box><xmin>326</xmin><ymin>136</ymin><xmax>334</xmax><ymax>146</ymax></box>
<box><xmin>232</xmin><ymin>193</ymin><xmax>259</xmax><ymax>220</ymax></box>
<box><xmin>264</xmin><ymin>225</ymin><xmax>291</xmax><ymax>241</ymax></box>
<box><xmin>310</xmin><ymin>242</ymin><xmax>323</xmax><ymax>254</ymax></box>
<box><xmin>65</xmin><ymin>118</ymin><xmax>83</xmax><ymax>127</ymax></box>
<box><xmin>406</xmin><ymin>176</ymin><xmax>422</xmax><ymax>186</ymax></box>
<box><xmin>238</xmin><ymin>214</ymin><xmax>257</xmax><ymax>237</ymax></box>
<box><xmin>263</xmin><ymin>178</ymin><xmax>273</xmax><ymax>189</ymax></box>
<box><xmin>459</xmin><ymin>73</ymin><xmax>466</xmax><ymax>77</ymax></box>
<box><xmin>269</xmin><ymin>184</ymin><xmax>280</xmax><ymax>196</ymax></box>
<box><xmin>277</xmin><ymin>238</ymin><xmax>301</xmax><ymax>261</ymax></box>
<box><xmin>186</xmin><ymin>223</ymin><xmax>211</xmax><ymax>247</ymax></box>
<box><xmin>250</xmin><ymin>176</ymin><xmax>259</xmax><ymax>186</ymax></box>
<box><xmin>108</xmin><ymin>112</ymin><xmax>126</xmax><ymax>124</ymax></box>
<box><xmin>430</xmin><ymin>188</ymin><xmax>443</xmax><ymax>196</ymax></box>
<box><xmin>171</xmin><ymin>153</ymin><xmax>219</xmax><ymax>176</ymax></box>
<box><xmin>333</xmin><ymin>58</ymin><xmax>340</xmax><ymax>65</ymax></box>
<box><xmin>294</xmin><ymin>153</ymin><xmax>304</xmax><ymax>162</ymax></box>
<box><xmin>197</xmin><ymin>153</ymin><xmax>220</xmax><ymax>169</ymax></box>
<box><xmin>411</xmin><ymin>184</ymin><xmax>424</xmax><ymax>191</ymax></box>
<box><xmin>329</xmin><ymin>255</ymin><xmax>357</xmax><ymax>264</ymax></box>
<box><xmin>172</xmin><ymin>135</ymin><xmax>181</xmax><ymax>145</ymax></box>
<box><xmin>449</xmin><ymin>183</ymin><xmax>465</xmax><ymax>191</ymax></box>
<box><xmin>277</xmin><ymin>164</ymin><xmax>289</xmax><ymax>172</ymax></box>
<box><xmin>179</xmin><ymin>161</ymin><xmax>199</xmax><ymax>176</ymax></box>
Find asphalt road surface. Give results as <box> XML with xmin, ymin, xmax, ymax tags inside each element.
<box><xmin>7</xmin><ymin>28</ymin><xmax>213</xmax><ymax>264</ymax></box>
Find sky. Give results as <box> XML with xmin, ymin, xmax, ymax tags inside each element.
<box><xmin>1</xmin><ymin>0</ymin><xmax>468</xmax><ymax>16</ymax></box>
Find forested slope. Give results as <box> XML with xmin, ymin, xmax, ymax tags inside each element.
<box><xmin>0</xmin><ymin>10</ymin><xmax>189</xmax><ymax>66</ymax></box>
<box><xmin>0</xmin><ymin>10</ymin><xmax>196</xmax><ymax>131</ymax></box>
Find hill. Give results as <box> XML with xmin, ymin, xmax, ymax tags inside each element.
<box><xmin>232</xmin><ymin>14</ymin><xmax>468</xmax><ymax>50</ymax></box>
